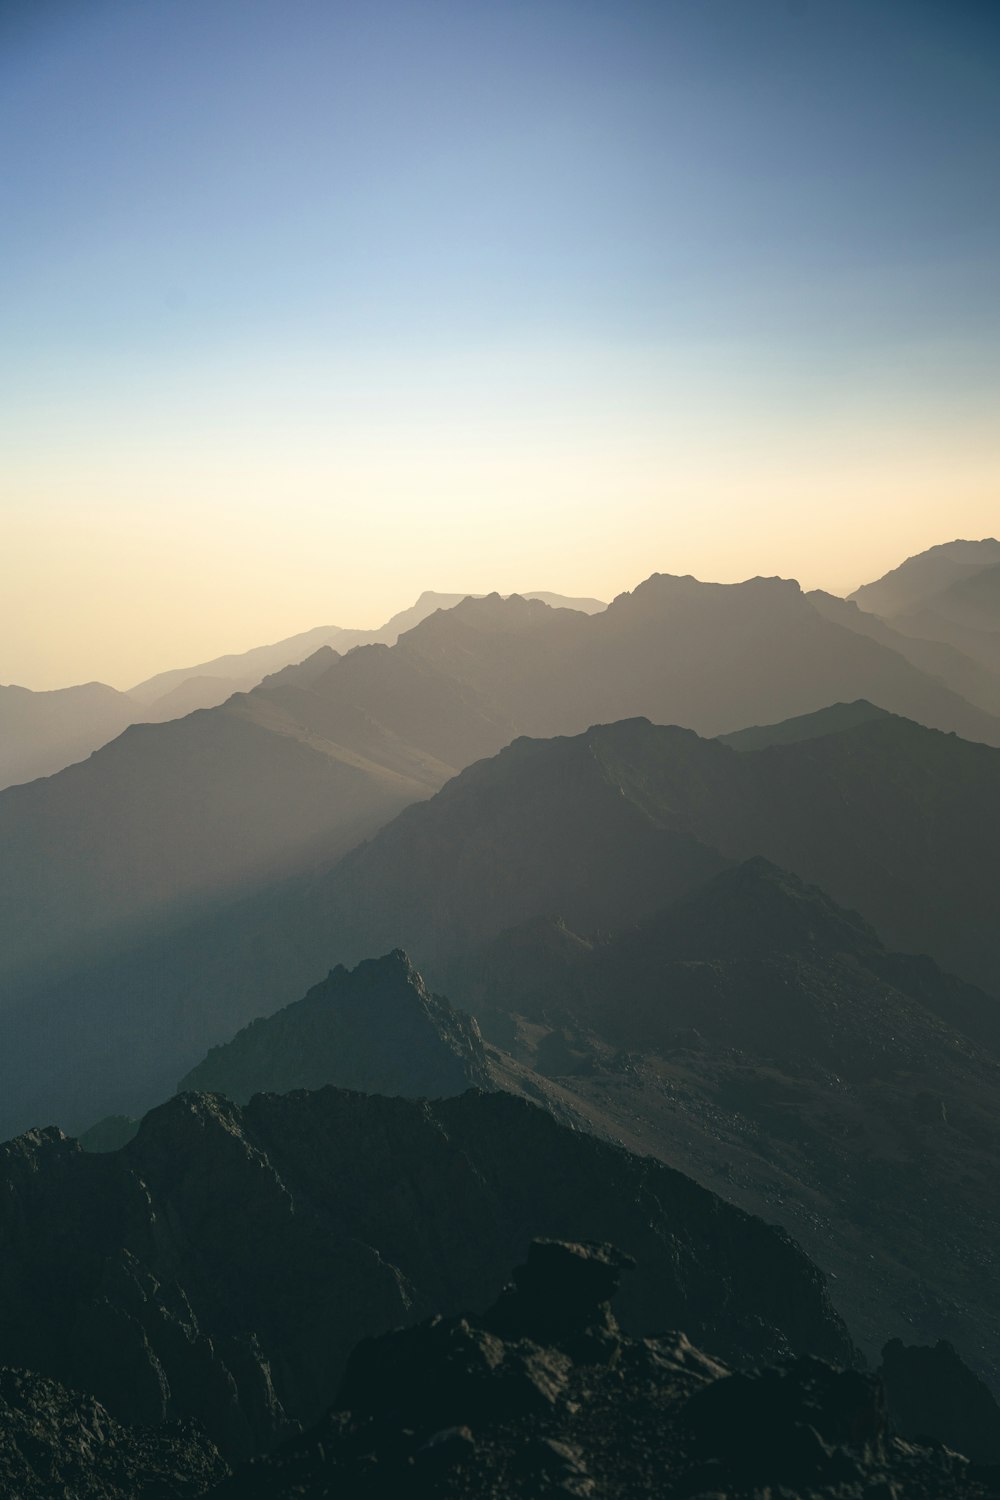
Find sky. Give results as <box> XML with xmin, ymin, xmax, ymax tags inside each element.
<box><xmin>2</xmin><ymin>0</ymin><xmax>999</xmax><ymax>689</ymax></box>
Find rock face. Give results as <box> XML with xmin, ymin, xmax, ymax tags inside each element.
<box><xmin>210</xmin><ymin>1241</ymin><xmax>1000</xmax><ymax>1500</ymax></box>
<box><xmin>0</xmin><ymin>1365</ymin><xmax>224</xmax><ymax>1499</ymax></box>
<box><xmin>879</xmin><ymin>1338</ymin><xmax>1000</xmax><ymax>1463</ymax></box>
<box><xmin>0</xmin><ymin>1090</ymin><xmax>853</xmax><ymax>1462</ymax></box>
<box><xmin>178</xmin><ymin>950</ymin><xmax>493</xmax><ymax>1102</ymax></box>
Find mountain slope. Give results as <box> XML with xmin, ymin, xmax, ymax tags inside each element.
<box><xmin>130</xmin><ymin>589</ymin><xmax>608</xmax><ymax>716</ymax></box>
<box><xmin>0</xmin><ymin>1089</ymin><xmax>853</xmax><ymax>1460</ymax></box>
<box><xmin>6</xmin><ymin>705</ymin><xmax>1000</xmax><ymax>1139</ymax></box>
<box><xmin>178</xmin><ymin>950</ymin><xmax>493</xmax><ymax>1102</ymax></box>
<box><xmin>850</xmin><ymin>537</ymin><xmax>1000</xmax><ymax>618</ymax></box>
<box><xmin>209</xmin><ymin>1242</ymin><xmax>996</xmax><ymax>1500</ymax></box>
<box><xmin>808</xmin><ymin>590</ymin><xmax>1000</xmax><ymax>716</ymax></box>
<box><xmin>0</xmin><ymin>680</ymin><xmax>140</xmax><ymax>791</ymax></box>
<box><xmin>454</xmin><ymin>858</ymin><xmax>1000</xmax><ymax>1381</ymax></box>
<box><xmin>5</xmin><ymin>574</ymin><xmax>1000</xmax><ymax>1132</ymax></box>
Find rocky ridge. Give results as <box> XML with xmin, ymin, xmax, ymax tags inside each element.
<box><xmin>210</xmin><ymin>1240</ymin><xmax>1000</xmax><ymax>1499</ymax></box>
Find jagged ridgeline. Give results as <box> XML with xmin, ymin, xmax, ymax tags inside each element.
<box><xmin>0</xmin><ymin>1089</ymin><xmax>853</xmax><ymax>1464</ymax></box>
<box><xmin>209</xmin><ymin>1240</ymin><xmax>1000</xmax><ymax>1500</ymax></box>
<box><xmin>178</xmin><ymin>951</ymin><xmax>492</xmax><ymax>1103</ymax></box>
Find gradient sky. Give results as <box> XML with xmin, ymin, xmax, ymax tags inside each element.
<box><xmin>2</xmin><ymin>0</ymin><xmax>999</xmax><ymax>689</ymax></box>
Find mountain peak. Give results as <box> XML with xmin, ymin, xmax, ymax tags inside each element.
<box><xmin>641</xmin><ymin>857</ymin><xmax>880</xmax><ymax>963</ymax></box>
<box><xmin>177</xmin><ymin>951</ymin><xmax>493</xmax><ymax>1103</ymax></box>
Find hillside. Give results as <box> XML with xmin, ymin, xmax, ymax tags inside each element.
<box><xmin>0</xmin><ymin>1089</ymin><xmax>853</xmax><ymax>1461</ymax></box>
<box><xmin>0</xmin><ymin>680</ymin><xmax>140</xmax><ymax>791</ymax></box>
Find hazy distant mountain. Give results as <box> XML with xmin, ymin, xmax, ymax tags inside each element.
<box><xmin>850</xmin><ymin>540</ymin><xmax>1000</xmax><ymax>680</ymax></box>
<box><xmin>808</xmin><ymin>591</ymin><xmax>1000</xmax><ymax>716</ymax></box>
<box><xmin>0</xmin><ymin>1090</ymin><xmax>851</xmax><ymax>1460</ymax></box>
<box><xmin>178</xmin><ymin>949</ymin><xmax>493</xmax><ymax>1102</ymax></box>
<box><xmin>850</xmin><ymin>537</ymin><xmax>1000</xmax><ymax>618</ymax></box>
<box><xmin>131</xmin><ymin>589</ymin><xmax>607</xmax><ymax>717</ymax></box>
<box><xmin>7</xmin><ymin>574</ymin><xmax>996</xmax><ymax>1002</ymax></box>
<box><xmin>0</xmin><ymin>680</ymin><xmax>139</xmax><ymax>791</ymax></box>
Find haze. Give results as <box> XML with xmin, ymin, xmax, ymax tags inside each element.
<box><xmin>2</xmin><ymin>0</ymin><xmax>998</xmax><ymax>689</ymax></box>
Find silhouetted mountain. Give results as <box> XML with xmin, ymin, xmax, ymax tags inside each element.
<box><xmin>6</xmin><ymin>704</ymin><xmax>1000</xmax><ymax>1140</ymax></box>
<box><xmin>809</xmin><ymin>591</ymin><xmax>1000</xmax><ymax>716</ymax></box>
<box><xmin>850</xmin><ymin>537</ymin><xmax>1000</xmax><ymax>618</ymax></box>
<box><xmin>178</xmin><ymin>950</ymin><xmax>493</xmax><ymax>1102</ymax></box>
<box><xmin>4</xmin><ymin>576</ymin><xmax>998</xmax><ymax>991</ymax></box>
<box><xmin>719</xmin><ymin>698</ymin><xmax>891</xmax><ymax>750</ymax></box>
<box><xmin>0</xmin><ymin>1089</ymin><xmax>852</xmax><ymax>1464</ymax></box>
<box><xmin>208</xmin><ymin>1241</ymin><xmax>997</xmax><ymax>1500</ymax></box>
<box><xmin>130</xmin><ymin>590</ymin><xmax>607</xmax><ymax>717</ymax></box>
<box><xmin>851</xmin><ymin>540</ymin><xmax>1000</xmax><ymax>678</ymax></box>
<box><xmin>0</xmin><ymin>680</ymin><xmax>139</xmax><ymax>790</ymax></box>
<box><xmin>299</xmin><ymin>709</ymin><xmax>1000</xmax><ymax>1005</ymax></box>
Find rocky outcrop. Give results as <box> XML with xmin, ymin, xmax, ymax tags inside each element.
<box><xmin>0</xmin><ymin>1089</ymin><xmax>853</xmax><ymax>1461</ymax></box>
<box><xmin>178</xmin><ymin>950</ymin><xmax>493</xmax><ymax>1102</ymax></box>
<box><xmin>0</xmin><ymin>1365</ymin><xmax>224</xmax><ymax>1499</ymax></box>
<box><xmin>210</xmin><ymin>1241</ymin><xmax>1000</xmax><ymax>1499</ymax></box>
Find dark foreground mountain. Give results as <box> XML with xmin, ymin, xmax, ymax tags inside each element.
<box><xmin>179</xmin><ymin>950</ymin><xmax>493</xmax><ymax>1102</ymax></box>
<box><xmin>210</xmin><ymin>1240</ymin><xmax>1000</xmax><ymax>1500</ymax></box>
<box><xmin>0</xmin><ymin>679</ymin><xmax>140</xmax><ymax>791</ymax></box>
<box><xmin>0</xmin><ymin>1089</ymin><xmax>853</xmax><ymax>1464</ymax></box>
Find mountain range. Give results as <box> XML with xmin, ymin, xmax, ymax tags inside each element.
<box><xmin>4</xmin><ymin>699</ymin><xmax>1000</xmax><ymax>1139</ymax></box>
<box><xmin>851</xmin><ymin>536</ymin><xmax>1000</xmax><ymax>676</ymax></box>
<box><xmin>0</xmin><ymin>589</ymin><xmax>606</xmax><ymax>790</ymax></box>
<box><xmin>3</xmin><ymin>570</ymin><xmax>999</xmax><ymax>999</ymax></box>
<box><xmin>0</xmin><ymin>1088</ymin><xmax>853</xmax><ymax>1460</ymax></box>
<box><xmin>3</xmin><ymin>539</ymin><xmax>1000</xmax><ymax>1494</ymax></box>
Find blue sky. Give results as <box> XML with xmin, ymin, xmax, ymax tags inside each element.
<box><xmin>2</xmin><ymin>0</ymin><xmax>999</xmax><ymax>686</ymax></box>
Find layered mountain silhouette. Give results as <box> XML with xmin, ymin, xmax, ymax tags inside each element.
<box><xmin>4</xmin><ymin>574</ymin><xmax>1000</xmax><ymax>1004</ymax></box>
<box><xmin>852</xmin><ymin>538</ymin><xmax>1000</xmax><ymax>677</ymax></box>
<box><xmin>0</xmin><ymin>1089</ymin><xmax>852</xmax><ymax>1463</ymax></box>
<box><xmin>130</xmin><ymin>589</ymin><xmax>607</xmax><ymax>717</ymax></box>
<box><xmin>851</xmin><ymin>537</ymin><xmax>1000</xmax><ymax>618</ymax></box>
<box><xmin>808</xmin><ymin>591</ymin><xmax>1000</xmax><ymax>715</ymax></box>
<box><xmin>1</xmin><ymin>591</ymin><xmax>606</xmax><ymax>789</ymax></box>
<box><xmin>0</xmin><ymin>680</ymin><xmax>140</xmax><ymax>791</ymax></box>
<box><xmin>5</xmin><ymin>703</ymin><xmax>1000</xmax><ymax>1139</ymax></box>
